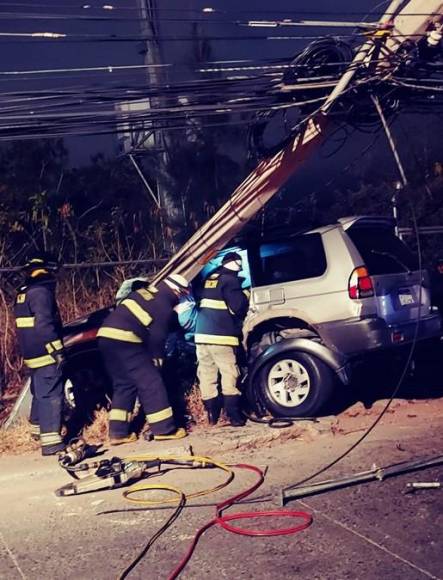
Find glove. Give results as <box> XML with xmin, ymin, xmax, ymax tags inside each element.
<box><xmin>53</xmin><ymin>351</ymin><xmax>67</xmax><ymax>371</ymax></box>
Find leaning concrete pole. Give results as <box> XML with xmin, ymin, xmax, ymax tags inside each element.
<box><xmin>152</xmin><ymin>0</ymin><xmax>436</xmax><ymax>284</ymax></box>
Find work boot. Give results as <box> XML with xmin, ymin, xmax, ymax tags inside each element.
<box><xmin>152</xmin><ymin>427</ymin><xmax>187</xmax><ymax>441</ymax></box>
<box><xmin>109</xmin><ymin>433</ymin><xmax>138</xmax><ymax>446</ymax></box>
<box><xmin>41</xmin><ymin>442</ymin><xmax>66</xmax><ymax>456</ymax></box>
<box><xmin>203</xmin><ymin>396</ymin><xmax>221</xmax><ymax>425</ymax></box>
<box><xmin>223</xmin><ymin>395</ymin><xmax>246</xmax><ymax>427</ymax></box>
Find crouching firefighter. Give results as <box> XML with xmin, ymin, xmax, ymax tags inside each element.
<box><xmin>14</xmin><ymin>253</ymin><xmax>66</xmax><ymax>456</ymax></box>
<box><xmin>97</xmin><ymin>274</ymin><xmax>190</xmax><ymax>445</ymax></box>
<box><xmin>195</xmin><ymin>252</ymin><xmax>250</xmax><ymax>427</ymax></box>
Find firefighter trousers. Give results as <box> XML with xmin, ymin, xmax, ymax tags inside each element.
<box><xmin>196</xmin><ymin>343</ymin><xmax>241</xmax><ymax>401</ymax></box>
<box><xmin>98</xmin><ymin>338</ymin><xmax>176</xmax><ymax>438</ymax></box>
<box><xmin>29</xmin><ymin>364</ymin><xmax>64</xmax><ymax>453</ymax></box>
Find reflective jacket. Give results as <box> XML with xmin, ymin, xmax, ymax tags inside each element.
<box><xmin>194</xmin><ymin>267</ymin><xmax>249</xmax><ymax>346</ymax></box>
<box><xmin>97</xmin><ymin>281</ymin><xmax>178</xmax><ymax>358</ymax></box>
<box><xmin>14</xmin><ymin>275</ymin><xmax>64</xmax><ymax>369</ymax></box>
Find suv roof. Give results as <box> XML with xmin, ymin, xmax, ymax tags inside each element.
<box><xmin>308</xmin><ymin>215</ymin><xmax>395</xmax><ymax>236</ymax></box>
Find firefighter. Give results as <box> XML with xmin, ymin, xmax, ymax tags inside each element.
<box><xmin>14</xmin><ymin>253</ymin><xmax>66</xmax><ymax>455</ymax></box>
<box><xmin>97</xmin><ymin>274</ymin><xmax>190</xmax><ymax>445</ymax></box>
<box><xmin>195</xmin><ymin>252</ymin><xmax>250</xmax><ymax>427</ymax></box>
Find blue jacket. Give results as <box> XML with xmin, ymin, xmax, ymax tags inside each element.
<box><xmin>194</xmin><ymin>267</ymin><xmax>249</xmax><ymax>346</ymax></box>
<box><xmin>14</xmin><ymin>275</ymin><xmax>64</xmax><ymax>369</ymax></box>
<box><xmin>98</xmin><ymin>281</ymin><xmax>178</xmax><ymax>358</ymax></box>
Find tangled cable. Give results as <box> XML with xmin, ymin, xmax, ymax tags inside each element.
<box><xmin>113</xmin><ymin>455</ymin><xmax>312</xmax><ymax>579</ymax></box>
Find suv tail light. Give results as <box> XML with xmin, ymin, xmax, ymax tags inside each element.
<box><xmin>348</xmin><ymin>266</ymin><xmax>374</xmax><ymax>299</ymax></box>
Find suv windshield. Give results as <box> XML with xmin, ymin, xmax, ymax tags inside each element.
<box><xmin>347</xmin><ymin>226</ymin><xmax>418</xmax><ymax>275</ymax></box>
<box><xmin>252</xmin><ymin>233</ymin><xmax>327</xmax><ymax>286</ymax></box>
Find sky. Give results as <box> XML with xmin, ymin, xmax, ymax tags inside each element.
<box><xmin>0</xmin><ymin>0</ymin><xmax>441</xmax><ymax>201</ymax></box>
<box><xmin>0</xmin><ymin>0</ymin><xmax>384</xmax><ymax>164</ymax></box>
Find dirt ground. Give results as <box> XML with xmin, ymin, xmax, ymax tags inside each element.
<box><xmin>0</xmin><ymin>394</ymin><xmax>442</xmax><ymax>580</ymax></box>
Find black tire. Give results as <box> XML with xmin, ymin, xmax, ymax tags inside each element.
<box><xmin>257</xmin><ymin>350</ymin><xmax>334</xmax><ymax>417</ymax></box>
<box><xmin>64</xmin><ymin>347</ymin><xmax>112</xmax><ymax>428</ymax></box>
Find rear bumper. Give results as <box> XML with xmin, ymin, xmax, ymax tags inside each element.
<box><xmin>317</xmin><ymin>314</ymin><xmax>442</xmax><ymax>356</ymax></box>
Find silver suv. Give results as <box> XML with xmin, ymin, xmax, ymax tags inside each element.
<box><xmin>231</xmin><ymin>216</ymin><xmax>441</xmax><ymax>417</ymax></box>
<box><xmin>9</xmin><ymin>216</ymin><xmax>437</xmax><ymax>429</ymax></box>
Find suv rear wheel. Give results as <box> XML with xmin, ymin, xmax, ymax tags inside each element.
<box><xmin>257</xmin><ymin>351</ymin><xmax>334</xmax><ymax>417</ymax></box>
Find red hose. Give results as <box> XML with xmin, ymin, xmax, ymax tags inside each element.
<box><xmin>168</xmin><ymin>463</ymin><xmax>312</xmax><ymax>579</ymax></box>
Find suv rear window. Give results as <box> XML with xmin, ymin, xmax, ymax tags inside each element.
<box><xmin>347</xmin><ymin>227</ymin><xmax>418</xmax><ymax>275</ymax></box>
<box><xmin>253</xmin><ymin>233</ymin><xmax>327</xmax><ymax>286</ymax></box>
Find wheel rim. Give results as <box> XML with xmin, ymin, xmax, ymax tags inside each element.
<box><xmin>64</xmin><ymin>378</ymin><xmax>76</xmax><ymax>409</ymax></box>
<box><xmin>267</xmin><ymin>358</ymin><xmax>311</xmax><ymax>408</ymax></box>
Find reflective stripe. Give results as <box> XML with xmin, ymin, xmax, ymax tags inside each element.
<box><xmin>146</xmin><ymin>406</ymin><xmax>173</xmax><ymax>424</ymax></box>
<box><xmin>152</xmin><ymin>358</ymin><xmax>164</xmax><ymax>368</ymax></box>
<box><xmin>200</xmin><ymin>298</ymin><xmax>228</xmax><ymax>310</ymax></box>
<box><xmin>97</xmin><ymin>327</ymin><xmax>142</xmax><ymax>343</ymax></box>
<box><xmin>109</xmin><ymin>408</ymin><xmax>131</xmax><ymax>422</ymax></box>
<box><xmin>46</xmin><ymin>339</ymin><xmax>63</xmax><ymax>354</ymax></box>
<box><xmin>29</xmin><ymin>423</ymin><xmax>40</xmax><ymax>435</ymax></box>
<box><xmin>28</xmin><ymin>258</ymin><xmax>44</xmax><ymax>264</ymax></box>
<box><xmin>24</xmin><ymin>354</ymin><xmax>55</xmax><ymax>368</ymax></box>
<box><xmin>137</xmin><ymin>288</ymin><xmax>154</xmax><ymax>301</ymax></box>
<box><xmin>16</xmin><ymin>316</ymin><xmax>35</xmax><ymax>328</ymax></box>
<box><xmin>40</xmin><ymin>432</ymin><xmax>62</xmax><ymax>445</ymax></box>
<box><xmin>121</xmin><ymin>299</ymin><xmax>152</xmax><ymax>327</ymax></box>
<box><xmin>194</xmin><ymin>333</ymin><xmax>239</xmax><ymax>346</ymax></box>
<box><xmin>30</xmin><ymin>269</ymin><xmax>48</xmax><ymax>278</ymax></box>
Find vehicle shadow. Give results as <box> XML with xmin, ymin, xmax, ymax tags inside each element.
<box><xmin>331</xmin><ymin>340</ymin><xmax>443</xmax><ymax>415</ymax></box>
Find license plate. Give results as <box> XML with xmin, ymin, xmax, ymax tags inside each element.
<box><xmin>399</xmin><ymin>291</ymin><xmax>414</xmax><ymax>306</ymax></box>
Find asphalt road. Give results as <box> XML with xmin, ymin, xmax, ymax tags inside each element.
<box><xmin>0</xmin><ymin>415</ymin><xmax>442</xmax><ymax>580</ymax></box>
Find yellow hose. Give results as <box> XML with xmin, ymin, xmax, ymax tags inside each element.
<box><xmin>122</xmin><ymin>454</ymin><xmax>234</xmax><ymax>506</ymax></box>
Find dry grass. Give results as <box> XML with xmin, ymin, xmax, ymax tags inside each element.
<box><xmin>186</xmin><ymin>385</ymin><xmax>206</xmax><ymax>427</ymax></box>
<box><xmin>82</xmin><ymin>408</ymin><xmax>109</xmax><ymax>444</ymax></box>
<box><xmin>0</xmin><ymin>418</ymin><xmax>39</xmax><ymax>455</ymax></box>
<box><xmin>0</xmin><ymin>387</ymin><xmax>209</xmax><ymax>456</ymax></box>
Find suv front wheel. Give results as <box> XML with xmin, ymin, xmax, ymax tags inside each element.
<box><xmin>257</xmin><ymin>351</ymin><xmax>334</xmax><ymax>417</ymax></box>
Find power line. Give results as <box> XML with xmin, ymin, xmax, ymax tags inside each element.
<box><xmin>0</xmin><ymin>32</ymin><xmax>369</xmax><ymax>43</ymax></box>
<box><xmin>0</xmin><ymin>3</ymin><xmax>440</xmax><ymax>17</ymax></box>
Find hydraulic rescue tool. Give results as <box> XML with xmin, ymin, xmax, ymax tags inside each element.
<box><xmin>55</xmin><ymin>454</ymin><xmax>221</xmax><ymax>497</ymax></box>
<box><xmin>57</xmin><ymin>437</ymin><xmax>101</xmax><ymax>468</ymax></box>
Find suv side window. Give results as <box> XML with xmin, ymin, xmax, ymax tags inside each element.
<box><xmin>253</xmin><ymin>233</ymin><xmax>327</xmax><ymax>286</ymax></box>
<box><xmin>346</xmin><ymin>227</ymin><xmax>418</xmax><ymax>275</ymax></box>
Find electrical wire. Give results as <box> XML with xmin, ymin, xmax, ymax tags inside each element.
<box><xmin>122</xmin><ymin>454</ymin><xmax>234</xmax><ymax>504</ymax></box>
<box><xmin>282</xmin><ymin>98</ymin><xmax>424</xmax><ymax>495</ymax></box>
<box><xmin>0</xmin><ymin>55</ymin><xmax>406</xmax><ymax>80</ymax></box>
<box><xmin>167</xmin><ymin>463</ymin><xmax>312</xmax><ymax>580</ymax></box>
<box><xmin>105</xmin><ymin>456</ymin><xmax>311</xmax><ymax>578</ymax></box>
<box><xmin>0</xmin><ymin>6</ymin><xmax>441</xmax><ymax>19</ymax></box>
<box><xmin>0</xmin><ymin>3</ymin><xmax>438</xmax><ymax>17</ymax></box>
<box><xmin>0</xmin><ymin>32</ymin><xmax>370</xmax><ymax>44</ymax></box>
<box><xmin>117</xmin><ymin>488</ymin><xmax>186</xmax><ymax>580</ymax></box>
<box><xmin>0</xmin><ymin>32</ymin><xmax>433</xmax><ymax>45</ymax></box>
<box><xmin>0</xmin><ymin>57</ymin><xmax>356</xmax><ymax>77</ymax></box>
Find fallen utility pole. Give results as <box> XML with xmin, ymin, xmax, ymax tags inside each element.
<box><xmin>279</xmin><ymin>455</ymin><xmax>443</xmax><ymax>505</ymax></box>
<box><xmin>151</xmin><ymin>0</ymin><xmax>441</xmax><ymax>285</ymax></box>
